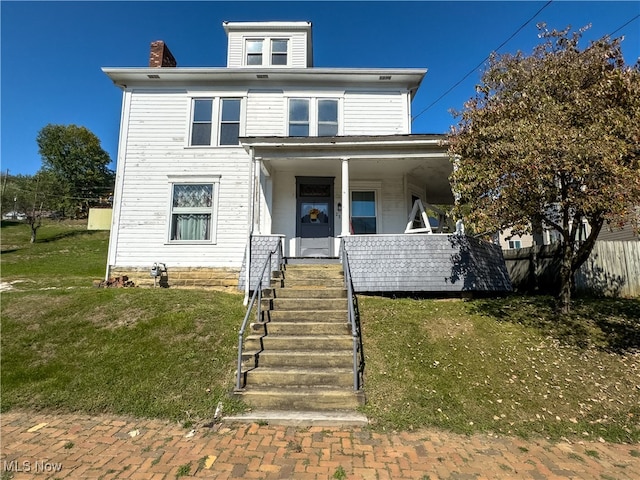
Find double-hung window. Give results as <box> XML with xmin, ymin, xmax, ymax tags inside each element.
<box><xmin>246</xmin><ymin>39</ymin><xmax>263</xmax><ymax>65</ymax></box>
<box><xmin>245</xmin><ymin>38</ymin><xmax>288</xmax><ymax>66</ymax></box>
<box><xmin>289</xmin><ymin>99</ymin><xmax>310</xmax><ymax>137</ymax></box>
<box><xmin>169</xmin><ymin>179</ymin><xmax>220</xmax><ymax>243</ymax></box>
<box><xmin>288</xmin><ymin>98</ymin><xmax>339</xmax><ymax>137</ymax></box>
<box><xmin>351</xmin><ymin>191</ymin><xmax>377</xmax><ymax>234</ymax></box>
<box><xmin>190</xmin><ymin>98</ymin><xmax>242</xmax><ymax>146</ymax></box>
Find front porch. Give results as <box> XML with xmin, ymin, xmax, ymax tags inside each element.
<box><xmin>239</xmin><ymin>134</ymin><xmax>511</xmax><ymax>294</ymax></box>
<box><xmin>240</xmin><ymin>234</ymin><xmax>512</xmax><ymax>294</ymax></box>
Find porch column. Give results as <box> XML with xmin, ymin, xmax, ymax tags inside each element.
<box><xmin>341</xmin><ymin>157</ymin><xmax>350</xmax><ymax>236</ymax></box>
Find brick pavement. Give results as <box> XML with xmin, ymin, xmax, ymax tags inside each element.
<box><xmin>1</xmin><ymin>411</ymin><xmax>639</xmax><ymax>479</ymax></box>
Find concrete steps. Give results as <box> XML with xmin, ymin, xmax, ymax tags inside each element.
<box><xmin>235</xmin><ymin>260</ymin><xmax>364</xmax><ymax>415</ymax></box>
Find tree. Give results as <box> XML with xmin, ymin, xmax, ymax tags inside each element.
<box><xmin>1</xmin><ymin>172</ymin><xmax>61</xmax><ymax>242</ymax></box>
<box><xmin>36</xmin><ymin>124</ymin><xmax>114</xmax><ymax>217</ymax></box>
<box><xmin>449</xmin><ymin>24</ymin><xmax>640</xmax><ymax>313</ymax></box>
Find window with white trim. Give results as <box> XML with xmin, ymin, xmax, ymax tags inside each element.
<box><xmin>190</xmin><ymin>98</ymin><xmax>242</xmax><ymax>146</ymax></box>
<box><xmin>351</xmin><ymin>191</ymin><xmax>377</xmax><ymax>234</ymax></box>
<box><xmin>288</xmin><ymin>98</ymin><xmax>339</xmax><ymax>137</ymax></box>
<box><xmin>246</xmin><ymin>39</ymin><xmax>263</xmax><ymax>65</ymax></box>
<box><xmin>169</xmin><ymin>179</ymin><xmax>219</xmax><ymax>243</ymax></box>
<box><xmin>271</xmin><ymin>39</ymin><xmax>288</xmax><ymax>65</ymax></box>
<box><xmin>245</xmin><ymin>38</ymin><xmax>289</xmax><ymax>66</ymax></box>
<box><xmin>508</xmin><ymin>240</ymin><xmax>522</xmax><ymax>249</ymax></box>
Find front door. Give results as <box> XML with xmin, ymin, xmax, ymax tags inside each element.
<box><xmin>296</xmin><ymin>176</ymin><xmax>334</xmax><ymax>257</ymax></box>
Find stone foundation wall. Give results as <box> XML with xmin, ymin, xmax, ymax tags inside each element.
<box><xmin>108</xmin><ymin>267</ymin><xmax>240</xmax><ymax>289</ymax></box>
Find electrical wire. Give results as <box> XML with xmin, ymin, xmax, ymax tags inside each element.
<box><xmin>413</xmin><ymin>6</ymin><xmax>639</xmax><ymax>125</ymax></box>
<box><xmin>412</xmin><ymin>0</ymin><xmax>553</xmax><ymax>123</ymax></box>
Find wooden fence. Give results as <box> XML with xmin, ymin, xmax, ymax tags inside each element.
<box><xmin>503</xmin><ymin>241</ymin><xmax>640</xmax><ymax>298</ymax></box>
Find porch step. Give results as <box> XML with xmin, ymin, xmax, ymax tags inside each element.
<box><xmin>223</xmin><ymin>410</ymin><xmax>368</xmax><ymax>427</ymax></box>
<box><xmin>242</xmin><ymin>350</ymin><xmax>353</xmax><ymax>369</ymax></box>
<box><xmin>263</xmin><ymin>287</ymin><xmax>347</xmax><ymax>299</ymax></box>
<box><xmin>245</xmin><ymin>367</ymin><xmax>353</xmax><ymax>387</ymax></box>
<box><xmin>251</xmin><ymin>321</ymin><xmax>349</xmax><ymax>336</ymax></box>
<box><xmin>236</xmin><ymin>386</ymin><xmax>364</xmax><ymax>411</ymax></box>
<box><xmin>262</xmin><ymin>298</ymin><xmax>348</xmax><ymax>311</ymax></box>
<box><xmin>244</xmin><ymin>335</ymin><xmax>353</xmax><ymax>352</ymax></box>
<box><xmin>285</xmin><ymin>257</ymin><xmax>341</xmax><ymax>265</ymax></box>
<box><xmin>267</xmin><ymin>310</ymin><xmax>347</xmax><ymax>322</ymax></box>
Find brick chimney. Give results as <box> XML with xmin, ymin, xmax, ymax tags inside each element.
<box><xmin>149</xmin><ymin>40</ymin><xmax>177</xmax><ymax>68</ymax></box>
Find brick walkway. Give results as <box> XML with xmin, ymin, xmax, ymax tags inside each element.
<box><xmin>1</xmin><ymin>411</ymin><xmax>639</xmax><ymax>479</ymax></box>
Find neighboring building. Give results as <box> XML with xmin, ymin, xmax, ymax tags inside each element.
<box><xmin>103</xmin><ymin>21</ymin><xmax>510</xmax><ymax>293</ymax></box>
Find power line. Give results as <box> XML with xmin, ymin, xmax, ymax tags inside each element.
<box><xmin>412</xmin><ymin>0</ymin><xmax>554</xmax><ymax>123</ymax></box>
<box><xmin>608</xmin><ymin>14</ymin><xmax>640</xmax><ymax>37</ymax></box>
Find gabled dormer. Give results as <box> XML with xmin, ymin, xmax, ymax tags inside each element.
<box><xmin>223</xmin><ymin>21</ymin><xmax>313</xmax><ymax>68</ymax></box>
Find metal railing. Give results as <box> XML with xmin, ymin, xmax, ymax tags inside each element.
<box><xmin>340</xmin><ymin>239</ymin><xmax>365</xmax><ymax>392</ymax></box>
<box><xmin>235</xmin><ymin>239</ymin><xmax>283</xmax><ymax>390</ymax></box>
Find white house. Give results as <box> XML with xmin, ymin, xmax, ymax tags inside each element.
<box><xmin>103</xmin><ymin>21</ymin><xmax>510</xmax><ymax>293</ymax></box>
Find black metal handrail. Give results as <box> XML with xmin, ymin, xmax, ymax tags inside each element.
<box><xmin>340</xmin><ymin>239</ymin><xmax>365</xmax><ymax>392</ymax></box>
<box><xmin>235</xmin><ymin>239</ymin><xmax>283</xmax><ymax>390</ymax></box>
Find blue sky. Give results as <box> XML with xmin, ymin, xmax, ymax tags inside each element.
<box><xmin>2</xmin><ymin>1</ymin><xmax>639</xmax><ymax>176</ymax></box>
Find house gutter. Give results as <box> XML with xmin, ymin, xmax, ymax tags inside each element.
<box><xmin>244</xmin><ymin>147</ymin><xmax>256</xmax><ymax>305</ymax></box>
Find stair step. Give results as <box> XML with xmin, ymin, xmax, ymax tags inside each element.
<box><xmin>281</xmin><ymin>278</ymin><xmax>345</xmax><ymax>288</ymax></box>
<box><xmin>264</xmin><ymin>287</ymin><xmax>347</xmax><ymax>299</ymax></box>
<box><xmin>244</xmin><ymin>335</ymin><xmax>353</xmax><ymax>351</ymax></box>
<box><xmin>263</xmin><ymin>298</ymin><xmax>348</xmax><ymax>311</ymax></box>
<box><xmin>251</xmin><ymin>321</ymin><xmax>349</xmax><ymax>335</ymax></box>
<box><xmin>267</xmin><ymin>310</ymin><xmax>347</xmax><ymax>322</ymax></box>
<box><xmin>235</xmin><ymin>386</ymin><xmax>364</xmax><ymax>411</ymax></box>
<box><xmin>222</xmin><ymin>410</ymin><xmax>368</xmax><ymax>427</ymax></box>
<box><xmin>243</xmin><ymin>350</ymin><xmax>353</xmax><ymax>369</ymax></box>
<box><xmin>245</xmin><ymin>367</ymin><xmax>353</xmax><ymax>387</ymax></box>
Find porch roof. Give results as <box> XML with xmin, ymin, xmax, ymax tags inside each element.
<box><xmin>240</xmin><ymin>134</ymin><xmax>454</xmax><ymax>204</ymax></box>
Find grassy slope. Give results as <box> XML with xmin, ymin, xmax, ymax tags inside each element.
<box><xmin>1</xmin><ymin>221</ymin><xmax>246</xmax><ymax>421</ymax></box>
<box><xmin>360</xmin><ymin>295</ymin><xmax>640</xmax><ymax>442</ymax></box>
<box><xmin>2</xmin><ymin>220</ymin><xmax>639</xmax><ymax>441</ymax></box>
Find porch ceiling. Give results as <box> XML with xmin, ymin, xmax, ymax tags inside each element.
<box><xmin>241</xmin><ymin>135</ymin><xmax>455</xmax><ymax>204</ymax></box>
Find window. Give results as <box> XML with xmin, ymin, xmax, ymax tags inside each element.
<box><xmin>318</xmin><ymin>99</ymin><xmax>338</xmax><ymax>136</ymax></box>
<box><xmin>219</xmin><ymin>99</ymin><xmax>241</xmax><ymax>145</ymax></box>
<box><xmin>351</xmin><ymin>191</ymin><xmax>377</xmax><ymax>234</ymax></box>
<box><xmin>288</xmin><ymin>98</ymin><xmax>339</xmax><ymax>137</ymax></box>
<box><xmin>289</xmin><ymin>99</ymin><xmax>310</xmax><ymax>137</ymax></box>
<box><xmin>190</xmin><ymin>98</ymin><xmax>242</xmax><ymax>146</ymax></box>
<box><xmin>169</xmin><ymin>181</ymin><xmax>219</xmax><ymax>242</ymax></box>
<box><xmin>191</xmin><ymin>99</ymin><xmax>213</xmax><ymax>146</ymax></box>
<box><xmin>508</xmin><ymin>240</ymin><xmax>522</xmax><ymax>249</ymax></box>
<box><xmin>271</xmin><ymin>39</ymin><xmax>288</xmax><ymax>65</ymax></box>
<box><xmin>246</xmin><ymin>39</ymin><xmax>263</xmax><ymax>65</ymax></box>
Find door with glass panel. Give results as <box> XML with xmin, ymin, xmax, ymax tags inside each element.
<box><xmin>296</xmin><ymin>177</ymin><xmax>334</xmax><ymax>257</ymax></box>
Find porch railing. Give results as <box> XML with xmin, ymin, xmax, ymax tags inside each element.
<box><xmin>235</xmin><ymin>238</ymin><xmax>283</xmax><ymax>390</ymax></box>
<box><xmin>340</xmin><ymin>239</ymin><xmax>365</xmax><ymax>392</ymax></box>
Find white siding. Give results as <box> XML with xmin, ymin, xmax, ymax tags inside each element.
<box><xmin>343</xmin><ymin>91</ymin><xmax>409</xmax><ymax>135</ymax></box>
<box><xmin>246</xmin><ymin>90</ymin><xmax>286</xmax><ymax>136</ymax></box>
<box><xmin>109</xmin><ymin>89</ymin><xmax>251</xmax><ymax>269</ymax></box>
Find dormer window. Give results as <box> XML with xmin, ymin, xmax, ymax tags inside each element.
<box><xmin>244</xmin><ymin>38</ymin><xmax>289</xmax><ymax>66</ymax></box>
<box><xmin>271</xmin><ymin>39</ymin><xmax>288</xmax><ymax>65</ymax></box>
<box><xmin>246</xmin><ymin>39</ymin><xmax>263</xmax><ymax>65</ymax></box>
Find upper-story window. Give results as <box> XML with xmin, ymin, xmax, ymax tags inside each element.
<box><xmin>246</xmin><ymin>39</ymin><xmax>263</xmax><ymax>65</ymax></box>
<box><xmin>288</xmin><ymin>98</ymin><xmax>339</xmax><ymax>137</ymax></box>
<box><xmin>190</xmin><ymin>98</ymin><xmax>242</xmax><ymax>146</ymax></box>
<box><xmin>271</xmin><ymin>39</ymin><xmax>288</xmax><ymax>65</ymax></box>
<box><xmin>245</xmin><ymin>38</ymin><xmax>288</xmax><ymax>66</ymax></box>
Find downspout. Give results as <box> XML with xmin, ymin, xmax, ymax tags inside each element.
<box><xmin>244</xmin><ymin>147</ymin><xmax>256</xmax><ymax>305</ymax></box>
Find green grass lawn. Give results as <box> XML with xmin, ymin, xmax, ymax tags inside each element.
<box><xmin>2</xmin><ymin>220</ymin><xmax>639</xmax><ymax>441</ymax></box>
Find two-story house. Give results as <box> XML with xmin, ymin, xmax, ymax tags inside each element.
<box><xmin>103</xmin><ymin>21</ymin><xmax>510</xmax><ymax>294</ymax></box>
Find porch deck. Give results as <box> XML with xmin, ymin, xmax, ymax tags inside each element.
<box><xmin>240</xmin><ymin>234</ymin><xmax>512</xmax><ymax>294</ymax></box>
